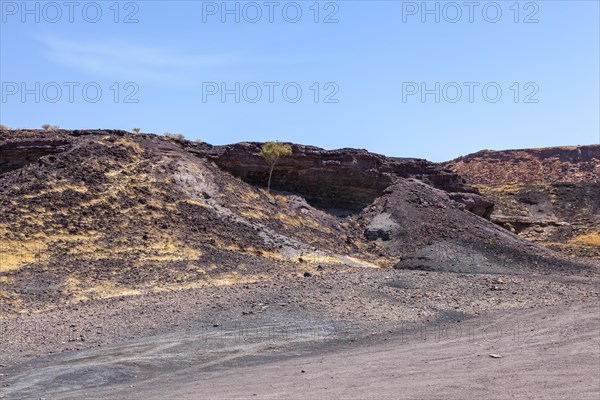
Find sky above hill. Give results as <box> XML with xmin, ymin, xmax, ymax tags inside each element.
<box><xmin>1</xmin><ymin>0</ymin><xmax>598</xmax><ymax>161</ymax></box>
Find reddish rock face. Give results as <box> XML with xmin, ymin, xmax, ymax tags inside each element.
<box><xmin>444</xmin><ymin>145</ymin><xmax>600</xmax><ymax>258</ymax></box>
<box><xmin>445</xmin><ymin>145</ymin><xmax>600</xmax><ymax>184</ymax></box>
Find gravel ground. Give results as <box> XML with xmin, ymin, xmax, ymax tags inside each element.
<box><xmin>1</xmin><ymin>266</ymin><xmax>598</xmax><ymax>399</ymax></box>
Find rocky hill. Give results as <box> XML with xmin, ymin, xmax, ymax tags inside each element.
<box><xmin>444</xmin><ymin>145</ymin><xmax>600</xmax><ymax>257</ymax></box>
<box><xmin>0</xmin><ymin>131</ymin><xmax>594</xmax><ymax>316</ymax></box>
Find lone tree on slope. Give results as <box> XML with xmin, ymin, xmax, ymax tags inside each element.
<box><xmin>260</xmin><ymin>141</ymin><xmax>292</xmax><ymax>193</ymax></box>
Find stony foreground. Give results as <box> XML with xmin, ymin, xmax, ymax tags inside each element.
<box><xmin>1</xmin><ymin>265</ymin><xmax>598</xmax><ymax>399</ymax></box>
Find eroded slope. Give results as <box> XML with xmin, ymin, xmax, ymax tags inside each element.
<box><xmin>444</xmin><ymin>145</ymin><xmax>600</xmax><ymax>257</ymax></box>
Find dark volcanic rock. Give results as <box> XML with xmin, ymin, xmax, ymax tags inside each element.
<box><xmin>206</xmin><ymin>142</ymin><xmax>391</xmax><ymax>213</ymax></box>
<box><xmin>0</xmin><ymin>133</ymin><xmax>493</xmax><ymax>217</ymax></box>
<box><xmin>205</xmin><ymin>142</ymin><xmax>490</xmax><ymax>216</ymax></box>
<box><xmin>0</xmin><ymin>129</ymin><xmax>130</xmax><ymax>176</ymax></box>
<box><xmin>448</xmin><ymin>192</ymin><xmax>494</xmax><ymax>218</ymax></box>
<box><xmin>0</xmin><ymin>138</ymin><xmax>71</xmax><ymax>175</ymax></box>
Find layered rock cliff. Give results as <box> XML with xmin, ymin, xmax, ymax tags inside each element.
<box><xmin>203</xmin><ymin>142</ymin><xmax>492</xmax><ymax>217</ymax></box>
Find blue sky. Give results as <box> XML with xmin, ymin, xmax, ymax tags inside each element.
<box><xmin>1</xmin><ymin>0</ymin><xmax>598</xmax><ymax>161</ymax></box>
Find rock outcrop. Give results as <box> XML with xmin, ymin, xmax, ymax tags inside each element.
<box><xmin>445</xmin><ymin>145</ymin><xmax>600</xmax><ymax>184</ymax></box>
<box><xmin>444</xmin><ymin>145</ymin><xmax>600</xmax><ymax>258</ymax></box>
<box><xmin>0</xmin><ymin>130</ymin><xmax>130</xmax><ymax>176</ymax></box>
<box><xmin>0</xmin><ymin>138</ymin><xmax>71</xmax><ymax>176</ymax></box>
<box><xmin>204</xmin><ymin>142</ymin><xmax>492</xmax><ymax>217</ymax></box>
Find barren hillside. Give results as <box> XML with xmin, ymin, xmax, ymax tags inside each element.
<box><xmin>444</xmin><ymin>145</ymin><xmax>600</xmax><ymax>258</ymax></box>
<box><xmin>1</xmin><ymin>131</ymin><xmax>590</xmax><ymax>316</ymax></box>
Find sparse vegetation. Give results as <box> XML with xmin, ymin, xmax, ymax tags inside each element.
<box><xmin>0</xmin><ymin>124</ymin><xmax>9</xmax><ymax>131</ymax></box>
<box><xmin>260</xmin><ymin>141</ymin><xmax>293</xmax><ymax>193</ymax></box>
<box><xmin>132</xmin><ymin>128</ymin><xmax>141</xmax><ymax>134</ymax></box>
<box><xmin>42</xmin><ymin>124</ymin><xmax>60</xmax><ymax>131</ymax></box>
<box><xmin>164</xmin><ymin>132</ymin><xmax>185</xmax><ymax>142</ymax></box>
<box><xmin>571</xmin><ymin>232</ymin><xmax>600</xmax><ymax>247</ymax></box>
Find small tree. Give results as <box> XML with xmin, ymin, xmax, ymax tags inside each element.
<box><xmin>260</xmin><ymin>141</ymin><xmax>292</xmax><ymax>193</ymax></box>
<box><xmin>132</xmin><ymin>128</ymin><xmax>141</xmax><ymax>134</ymax></box>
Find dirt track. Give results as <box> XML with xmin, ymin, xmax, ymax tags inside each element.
<box><xmin>72</xmin><ymin>302</ymin><xmax>600</xmax><ymax>400</ymax></box>
<box><xmin>2</xmin><ymin>301</ymin><xmax>598</xmax><ymax>399</ymax></box>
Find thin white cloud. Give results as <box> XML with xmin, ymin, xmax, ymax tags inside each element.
<box><xmin>39</xmin><ymin>36</ymin><xmax>239</xmax><ymax>84</ymax></box>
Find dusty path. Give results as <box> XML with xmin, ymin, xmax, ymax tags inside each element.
<box><xmin>3</xmin><ymin>301</ymin><xmax>598</xmax><ymax>399</ymax></box>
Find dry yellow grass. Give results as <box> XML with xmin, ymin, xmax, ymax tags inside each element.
<box><xmin>142</xmin><ymin>241</ymin><xmax>203</xmax><ymax>261</ymax></box>
<box><xmin>341</xmin><ymin>256</ymin><xmax>383</xmax><ymax>269</ymax></box>
<box><xmin>240</xmin><ymin>190</ymin><xmax>261</xmax><ymax>201</ymax></box>
<box><xmin>476</xmin><ymin>183</ymin><xmax>525</xmax><ymax>195</ymax></box>
<box><xmin>570</xmin><ymin>232</ymin><xmax>600</xmax><ymax>247</ymax></box>
<box><xmin>0</xmin><ymin>240</ymin><xmax>48</xmax><ymax>271</ymax></box>
<box><xmin>115</xmin><ymin>137</ymin><xmax>144</xmax><ymax>154</ymax></box>
<box><xmin>304</xmin><ymin>252</ymin><xmax>341</xmax><ymax>264</ymax></box>
<box><xmin>240</xmin><ymin>209</ymin><xmax>270</xmax><ymax>220</ymax></box>
<box><xmin>21</xmin><ymin>184</ymin><xmax>89</xmax><ymax>199</ymax></box>
<box><xmin>61</xmin><ymin>276</ymin><xmax>143</xmax><ymax>304</ymax></box>
<box><xmin>0</xmin><ymin>229</ymin><xmax>204</xmax><ymax>273</ymax></box>
<box><xmin>180</xmin><ymin>198</ymin><xmax>207</xmax><ymax>207</ymax></box>
<box><xmin>275</xmin><ymin>212</ymin><xmax>303</xmax><ymax>228</ymax></box>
